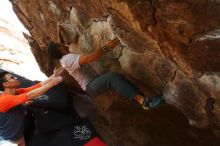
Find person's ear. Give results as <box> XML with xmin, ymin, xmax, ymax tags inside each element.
<box><xmin>3</xmin><ymin>82</ymin><xmax>10</xmax><ymax>88</ymax></box>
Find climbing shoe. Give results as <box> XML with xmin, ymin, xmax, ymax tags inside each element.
<box><xmin>142</xmin><ymin>96</ymin><xmax>162</xmax><ymax>110</ymax></box>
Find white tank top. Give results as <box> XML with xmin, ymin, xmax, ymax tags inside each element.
<box><xmin>60</xmin><ymin>53</ymin><xmax>97</xmax><ymax>90</ymax></box>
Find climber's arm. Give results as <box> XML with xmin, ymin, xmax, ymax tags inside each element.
<box><xmin>57</xmin><ymin>23</ymin><xmax>65</xmax><ymax>44</ymax></box>
<box><xmin>79</xmin><ymin>48</ymin><xmax>104</xmax><ymax>65</ymax></box>
<box><xmin>79</xmin><ymin>38</ymin><xmax>120</xmax><ymax>65</ymax></box>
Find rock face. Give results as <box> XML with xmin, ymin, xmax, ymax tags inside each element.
<box><xmin>0</xmin><ymin>15</ymin><xmax>46</xmax><ymax>80</ymax></box>
<box><xmin>11</xmin><ymin>0</ymin><xmax>220</xmax><ymax>145</ymax></box>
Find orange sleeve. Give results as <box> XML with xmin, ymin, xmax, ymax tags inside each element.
<box><xmin>16</xmin><ymin>83</ymin><xmax>42</xmax><ymax>94</ymax></box>
<box><xmin>0</xmin><ymin>94</ymin><xmax>28</xmax><ymax>112</ymax></box>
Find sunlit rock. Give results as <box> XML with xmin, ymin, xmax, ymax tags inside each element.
<box><xmin>10</xmin><ymin>0</ymin><xmax>220</xmax><ymax>145</ymax></box>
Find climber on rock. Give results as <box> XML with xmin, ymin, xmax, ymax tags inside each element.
<box><xmin>47</xmin><ymin>23</ymin><xmax>162</xmax><ymax>111</ymax></box>
<box><xmin>0</xmin><ymin>67</ymin><xmax>64</xmax><ymax>146</ymax></box>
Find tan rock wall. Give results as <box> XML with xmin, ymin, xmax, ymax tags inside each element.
<box><xmin>10</xmin><ymin>0</ymin><xmax>220</xmax><ymax>145</ymax></box>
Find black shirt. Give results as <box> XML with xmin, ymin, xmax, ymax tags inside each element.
<box><xmin>0</xmin><ymin>105</ymin><xmax>25</xmax><ymax>140</ymax></box>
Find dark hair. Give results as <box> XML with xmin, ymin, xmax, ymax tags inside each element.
<box><xmin>47</xmin><ymin>41</ymin><xmax>63</xmax><ymax>59</ymax></box>
<box><xmin>0</xmin><ymin>71</ymin><xmax>9</xmax><ymax>91</ymax></box>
